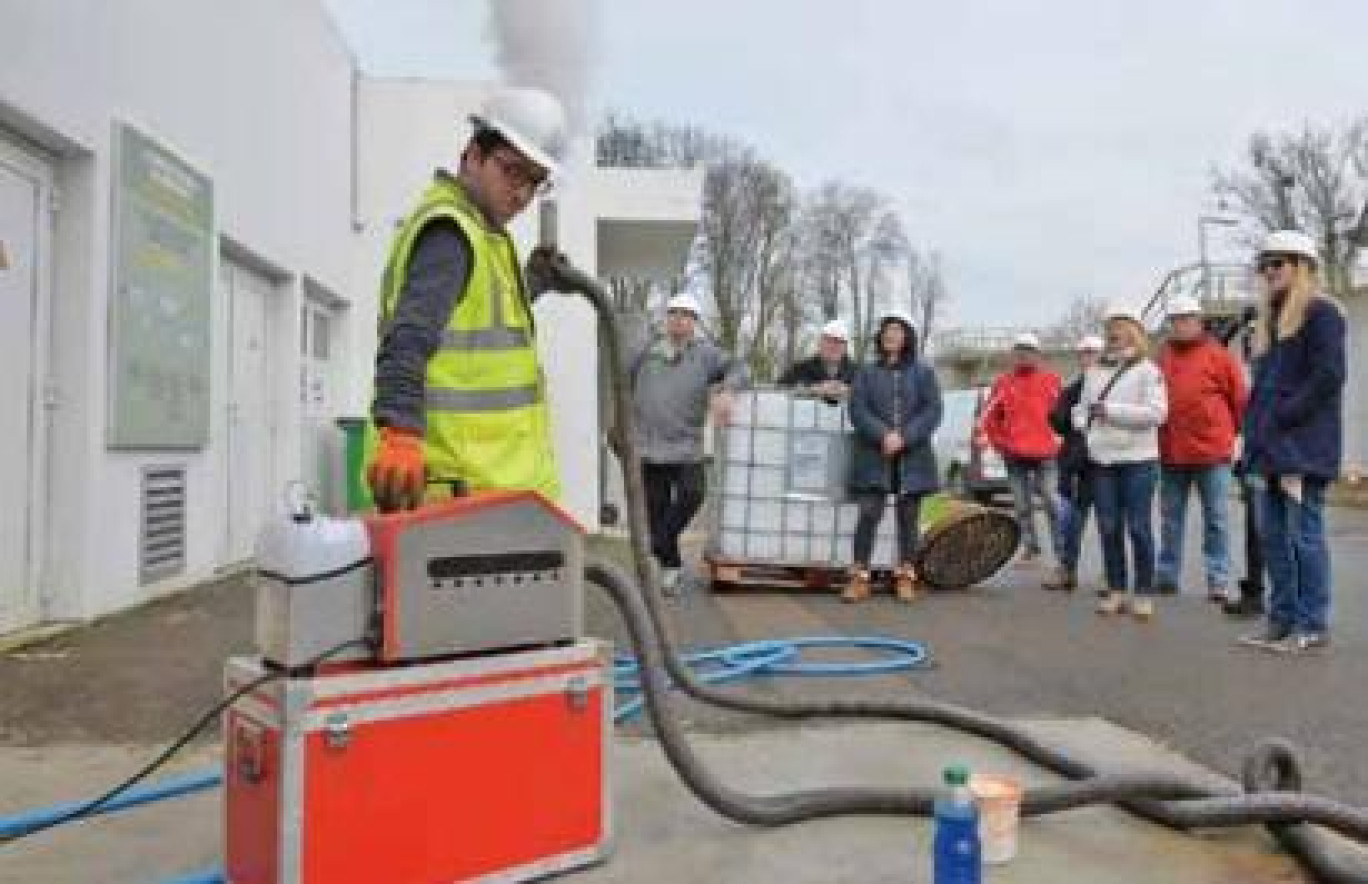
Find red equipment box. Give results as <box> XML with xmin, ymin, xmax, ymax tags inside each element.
<box><xmin>224</xmin><ymin>640</ymin><xmax>613</xmax><ymax>883</ymax></box>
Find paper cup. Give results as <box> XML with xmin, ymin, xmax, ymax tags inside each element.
<box><xmin>971</xmin><ymin>774</ymin><xmax>1023</xmax><ymax>864</ymax></box>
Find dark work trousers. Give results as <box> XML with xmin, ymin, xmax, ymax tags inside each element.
<box><xmin>853</xmin><ymin>485</ymin><xmax>921</xmax><ymax>568</ymax></box>
<box><xmin>643</xmin><ymin>461</ymin><xmax>707</xmax><ymax>569</ymax></box>
<box><xmin>1238</xmin><ymin>471</ymin><xmax>1266</xmax><ymax>596</ymax></box>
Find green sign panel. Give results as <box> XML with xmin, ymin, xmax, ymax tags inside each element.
<box><xmin>108</xmin><ymin>123</ymin><xmax>214</xmax><ymax>448</ymax></box>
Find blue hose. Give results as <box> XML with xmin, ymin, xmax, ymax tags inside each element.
<box><xmin>612</xmin><ymin>634</ymin><xmax>930</xmax><ymax>722</ymax></box>
<box><xmin>159</xmin><ymin>869</ymin><xmax>223</xmax><ymax>884</ymax></box>
<box><xmin>0</xmin><ymin>768</ymin><xmax>221</xmax><ymax>839</ymax></box>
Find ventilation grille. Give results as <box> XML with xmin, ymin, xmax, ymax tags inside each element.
<box><xmin>140</xmin><ymin>465</ymin><xmax>186</xmax><ymax>585</ymax></box>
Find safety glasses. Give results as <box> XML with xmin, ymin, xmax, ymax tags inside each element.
<box><xmin>489</xmin><ymin>151</ymin><xmax>550</xmax><ymax>195</ymax></box>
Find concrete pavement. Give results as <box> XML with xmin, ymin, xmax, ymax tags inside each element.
<box><xmin>0</xmin><ymin>722</ymin><xmax>1310</xmax><ymax>883</ymax></box>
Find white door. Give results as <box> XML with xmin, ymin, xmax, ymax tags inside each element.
<box><xmin>223</xmin><ymin>260</ymin><xmax>275</xmax><ymax>563</ymax></box>
<box><xmin>0</xmin><ymin>144</ymin><xmax>48</xmax><ymax>632</ymax></box>
<box><xmin>299</xmin><ymin>299</ymin><xmax>337</xmax><ymax>507</ymax></box>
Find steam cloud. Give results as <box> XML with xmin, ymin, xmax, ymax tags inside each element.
<box><xmin>486</xmin><ymin>0</ymin><xmax>598</xmax><ymax>132</ymax></box>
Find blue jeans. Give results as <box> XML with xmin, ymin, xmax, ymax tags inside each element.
<box><xmin>1058</xmin><ymin>468</ymin><xmax>1092</xmax><ymax>572</ymax></box>
<box><xmin>1157</xmin><ymin>465</ymin><xmax>1232</xmax><ymax>592</ymax></box>
<box><xmin>1005</xmin><ymin>458</ymin><xmax>1064</xmax><ymax>560</ymax></box>
<box><xmin>1091</xmin><ymin>460</ymin><xmax>1159</xmax><ymax>594</ymax></box>
<box><xmin>1260</xmin><ymin>476</ymin><xmax>1331</xmax><ymax>634</ymax></box>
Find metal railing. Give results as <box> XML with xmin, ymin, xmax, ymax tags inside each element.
<box><xmin>932</xmin><ymin>327</ymin><xmax>1048</xmax><ymax>356</ymax></box>
<box><xmin>1141</xmin><ymin>261</ymin><xmax>1259</xmax><ymax>328</ymax></box>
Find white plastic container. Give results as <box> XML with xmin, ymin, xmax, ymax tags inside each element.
<box><xmin>255</xmin><ymin>508</ymin><xmax>373</xmax><ymax>667</ymax></box>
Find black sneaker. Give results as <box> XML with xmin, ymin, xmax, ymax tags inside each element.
<box><xmin>1222</xmin><ymin>589</ymin><xmax>1265</xmax><ymax>620</ymax></box>
<box><xmin>1238</xmin><ymin>625</ymin><xmax>1292</xmax><ymax>649</ymax></box>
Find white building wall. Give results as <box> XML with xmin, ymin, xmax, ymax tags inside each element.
<box><xmin>0</xmin><ymin>0</ymin><xmax>358</xmax><ymax>620</ymax></box>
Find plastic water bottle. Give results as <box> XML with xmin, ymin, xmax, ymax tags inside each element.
<box><xmin>933</xmin><ymin>764</ymin><xmax>982</xmax><ymax>884</ymax></box>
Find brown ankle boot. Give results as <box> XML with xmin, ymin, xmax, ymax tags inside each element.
<box><xmin>893</xmin><ymin>565</ymin><xmax>920</xmax><ymax>603</ymax></box>
<box><xmin>842</xmin><ymin>567</ymin><xmax>872</xmax><ymax>603</ymax></box>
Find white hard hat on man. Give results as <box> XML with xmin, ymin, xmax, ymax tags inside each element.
<box><xmin>1165</xmin><ymin>295</ymin><xmax>1203</xmax><ymax>319</ymax></box>
<box><xmin>821</xmin><ymin>319</ymin><xmax>850</xmax><ymax>342</ymax></box>
<box><xmin>470</xmin><ymin>87</ymin><xmax>569</xmax><ymax>178</ymax></box>
<box><xmin>666</xmin><ymin>293</ymin><xmax>703</xmax><ymax>318</ymax></box>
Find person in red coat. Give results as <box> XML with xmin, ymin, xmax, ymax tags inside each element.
<box><xmin>979</xmin><ymin>333</ymin><xmax>1063</xmax><ymax>564</ymax></box>
<box><xmin>1155</xmin><ymin>296</ymin><xmax>1248</xmax><ymax>600</ymax></box>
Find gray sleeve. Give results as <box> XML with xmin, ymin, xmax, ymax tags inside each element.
<box><xmin>371</xmin><ymin>220</ymin><xmax>472</xmax><ymax>432</ymax></box>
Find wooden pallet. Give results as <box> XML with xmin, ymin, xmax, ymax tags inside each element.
<box><xmin>705</xmin><ymin>558</ymin><xmax>850</xmax><ymax>592</ymax></box>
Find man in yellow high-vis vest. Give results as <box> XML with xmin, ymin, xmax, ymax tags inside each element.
<box><xmin>365</xmin><ymin>87</ymin><xmax>568</xmax><ymax>512</ymax></box>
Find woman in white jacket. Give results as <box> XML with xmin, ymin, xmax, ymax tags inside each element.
<box><xmin>1075</xmin><ymin>308</ymin><xmax>1168</xmax><ymax>619</ymax></box>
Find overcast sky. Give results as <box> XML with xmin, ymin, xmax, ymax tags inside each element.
<box><xmin>324</xmin><ymin>0</ymin><xmax>1368</xmax><ymax>328</ymax></box>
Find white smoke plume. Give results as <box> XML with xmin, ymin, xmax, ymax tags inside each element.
<box><xmin>486</xmin><ymin>0</ymin><xmax>598</xmax><ymax>133</ymax></box>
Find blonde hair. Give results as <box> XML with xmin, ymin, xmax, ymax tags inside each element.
<box><xmin>1106</xmin><ymin>316</ymin><xmax>1150</xmax><ymax>358</ymax></box>
<box><xmin>1252</xmin><ymin>261</ymin><xmax>1319</xmax><ymax>357</ymax></box>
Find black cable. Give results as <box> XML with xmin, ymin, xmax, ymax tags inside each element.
<box><xmin>0</xmin><ymin>638</ymin><xmax>365</xmax><ymax>846</ymax></box>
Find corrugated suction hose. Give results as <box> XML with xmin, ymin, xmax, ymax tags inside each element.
<box><xmin>523</xmin><ymin>249</ymin><xmax>1368</xmax><ymax>883</ymax></box>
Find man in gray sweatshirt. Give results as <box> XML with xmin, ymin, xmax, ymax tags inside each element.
<box><xmin>631</xmin><ymin>293</ymin><xmax>747</xmax><ymax>592</ymax></box>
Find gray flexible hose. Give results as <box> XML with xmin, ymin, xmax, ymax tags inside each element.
<box><xmin>528</xmin><ymin>252</ymin><xmax>1368</xmax><ymax>883</ymax></box>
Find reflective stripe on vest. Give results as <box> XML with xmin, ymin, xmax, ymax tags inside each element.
<box><xmin>427</xmin><ymin>383</ymin><xmax>541</xmax><ymax>412</ymax></box>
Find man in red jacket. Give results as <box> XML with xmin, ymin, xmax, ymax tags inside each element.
<box><xmin>979</xmin><ymin>333</ymin><xmax>1063</xmax><ymax>564</ymax></box>
<box><xmin>1156</xmin><ymin>296</ymin><xmax>1248</xmax><ymax>600</ymax></box>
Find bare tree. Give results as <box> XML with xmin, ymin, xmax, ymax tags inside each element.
<box><xmin>801</xmin><ymin>183</ymin><xmax>890</xmax><ymax>361</ymax></box>
<box><xmin>596</xmin><ymin>111</ymin><xmax>726</xmax><ymax>169</ymax></box>
<box><xmin>1042</xmin><ymin>295</ymin><xmax>1110</xmax><ymax>347</ymax></box>
<box><xmin>597</xmin><ymin>113</ymin><xmax>951</xmax><ymax>373</ymax></box>
<box><xmin>692</xmin><ymin>146</ymin><xmax>796</xmax><ymax>356</ymax></box>
<box><xmin>905</xmin><ymin>249</ymin><xmax>950</xmax><ymax>350</ymax></box>
<box><xmin>1213</xmin><ymin>118</ymin><xmax>1368</xmax><ymax>296</ymax></box>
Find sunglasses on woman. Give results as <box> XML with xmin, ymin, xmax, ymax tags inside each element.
<box><xmin>1257</xmin><ymin>255</ymin><xmax>1294</xmax><ymax>274</ymax></box>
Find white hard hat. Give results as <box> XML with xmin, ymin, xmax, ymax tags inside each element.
<box><xmin>1257</xmin><ymin>229</ymin><xmax>1319</xmax><ymax>265</ymax></box>
<box><xmin>1165</xmin><ymin>295</ymin><xmax>1202</xmax><ymax>318</ymax></box>
<box><xmin>470</xmin><ymin>87</ymin><xmax>569</xmax><ymax>177</ymax></box>
<box><xmin>1076</xmin><ymin>334</ymin><xmax>1104</xmax><ymax>352</ymax></box>
<box><xmin>665</xmin><ymin>293</ymin><xmax>702</xmax><ymax>318</ymax></box>
<box><xmin>820</xmin><ymin>319</ymin><xmax>849</xmax><ymax>342</ymax></box>
<box><xmin>1104</xmin><ymin>303</ymin><xmax>1143</xmax><ymax>325</ymax></box>
<box><xmin>1012</xmin><ymin>332</ymin><xmax>1042</xmax><ymax>351</ymax></box>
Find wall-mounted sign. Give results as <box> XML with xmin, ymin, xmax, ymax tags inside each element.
<box><xmin>108</xmin><ymin>123</ymin><xmax>214</xmax><ymax>449</ymax></box>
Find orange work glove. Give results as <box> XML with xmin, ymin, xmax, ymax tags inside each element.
<box><xmin>366</xmin><ymin>427</ymin><xmax>426</xmax><ymax>513</ymax></box>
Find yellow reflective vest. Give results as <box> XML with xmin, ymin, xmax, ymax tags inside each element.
<box><xmin>366</xmin><ymin>173</ymin><xmax>560</xmax><ymax>502</ymax></box>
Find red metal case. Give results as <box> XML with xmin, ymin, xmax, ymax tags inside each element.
<box><xmin>224</xmin><ymin>640</ymin><xmax>612</xmax><ymax>883</ymax></box>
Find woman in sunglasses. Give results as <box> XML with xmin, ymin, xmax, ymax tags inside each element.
<box><xmin>1238</xmin><ymin>231</ymin><xmax>1346</xmax><ymax>654</ymax></box>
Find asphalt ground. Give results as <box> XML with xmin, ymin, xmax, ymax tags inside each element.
<box><xmin>1</xmin><ymin>500</ymin><xmax>1364</xmax><ymax>811</ymax></box>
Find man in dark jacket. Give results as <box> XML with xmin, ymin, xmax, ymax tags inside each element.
<box><xmin>1224</xmin><ymin>303</ymin><xmax>1267</xmax><ymax>619</ymax></box>
<box><xmin>778</xmin><ymin>319</ymin><xmax>856</xmax><ymax>404</ymax></box>
<box><xmin>1043</xmin><ymin>334</ymin><xmax>1103</xmax><ymax>591</ymax></box>
<box><xmin>1238</xmin><ymin>231</ymin><xmax>1345</xmax><ymax>654</ymax></box>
